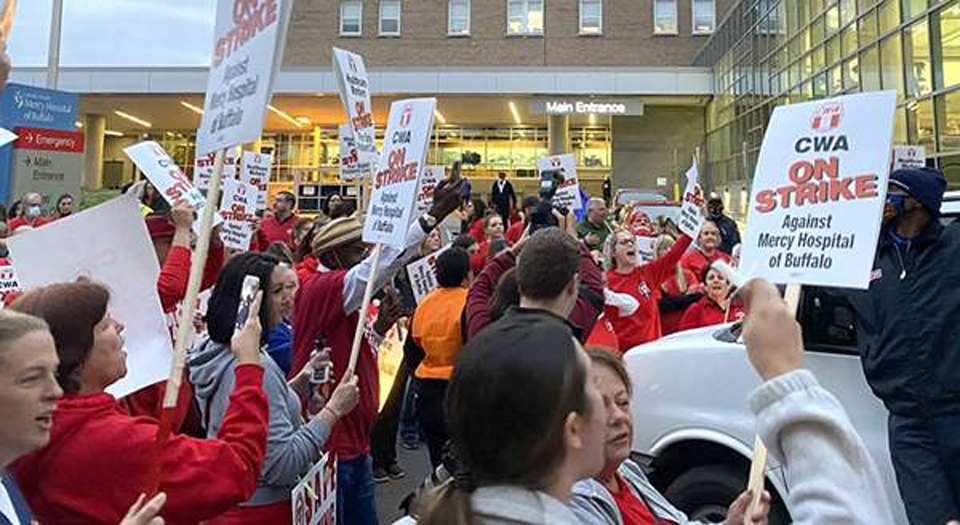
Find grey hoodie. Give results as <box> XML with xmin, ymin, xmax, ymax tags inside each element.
<box><xmin>189</xmin><ymin>337</ymin><xmax>332</xmax><ymax>506</ymax></box>
<box><xmin>393</xmin><ymin>485</ymin><xmax>581</xmax><ymax>525</ymax></box>
<box><xmin>571</xmin><ymin>460</ymin><xmax>698</xmax><ymax>524</ymax></box>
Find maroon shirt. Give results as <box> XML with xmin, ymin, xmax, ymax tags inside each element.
<box><xmin>259</xmin><ymin>213</ymin><xmax>298</xmax><ymax>249</ymax></box>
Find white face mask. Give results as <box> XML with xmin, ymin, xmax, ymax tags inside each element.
<box><xmin>26</xmin><ymin>205</ymin><xmax>41</xmax><ymax>219</ymax></box>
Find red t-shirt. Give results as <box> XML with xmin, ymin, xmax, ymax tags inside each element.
<box><xmin>679</xmin><ymin>296</ymin><xmax>746</xmax><ymax>331</ymax></box>
<box><xmin>659</xmin><ymin>267</ymin><xmax>701</xmax><ymax>335</ymax></box>
<box><xmin>468</xmin><ymin>219</ymin><xmax>486</xmax><ymax>244</ymax></box>
<box><xmin>506</xmin><ymin>220</ymin><xmax>525</xmax><ymax>244</ymax></box>
<box><xmin>605</xmin><ymin>235</ymin><xmax>692</xmax><ymax>351</ymax></box>
<box><xmin>680</xmin><ymin>249</ymin><xmax>731</xmax><ymax>286</ymax></box>
<box><xmin>259</xmin><ymin>213</ymin><xmax>298</xmax><ymax>248</ymax></box>
<box><xmin>611</xmin><ymin>473</ymin><xmax>674</xmax><ymax>525</ymax></box>
<box><xmin>8</xmin><ymin>216</ymin><xmax>50</xmax><ymax>231</ymax></box>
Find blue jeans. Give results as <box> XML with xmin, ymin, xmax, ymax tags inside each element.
<box><xmin>889</xmin><ymin>413</ymin><xmax>960</xmax><ymax>525</ymax></box>
<box><xmin>337</xmin><ymin>454</ymin><xmax>378</xmax><ymax>525</ymax></box>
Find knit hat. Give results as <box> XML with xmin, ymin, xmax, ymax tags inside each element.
<box><xmin>145</xmin><ymin>214</ymin><xmax>175</xmax><ymax>240</ymax></box>
<box><xmin>312</xmin><ymin>216</ymin><xmax>363</xmax><ymax>255</ymax></box>
<box><xmin>890</xmin><ymin>167</ymin><xmax>947</xmax><ymax>216</ymax></box>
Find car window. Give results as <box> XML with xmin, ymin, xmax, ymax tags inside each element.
<box><xmin>799</xmin><ymin>286</ymin><xmax>859</xmax><ymax>356</ymax></box>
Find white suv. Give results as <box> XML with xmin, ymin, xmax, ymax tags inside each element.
<box><xmin>623</xmin><ymin>190</ymin><xmax>960</xmax><ymax>524</ymax></box>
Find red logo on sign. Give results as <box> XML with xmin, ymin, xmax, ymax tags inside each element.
<box><xmin>810</xmin><ymin>102</ymin><xmax>843</xmax><ymax>133</ymax></box>
<box><xmin>399</xmin><ymin>104</ymin><xmax>413</xmax><ymax>128</ymax></box>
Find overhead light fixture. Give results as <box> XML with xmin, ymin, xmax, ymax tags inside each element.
<box><xmin>75</xmin><ymin>121</ymin><xmax>83</xmax><ymax>128</ymax></box>
<box><xmin>268</xmin><ymin>104</ymin><xmax>303</xmax><ymax>127</ymax></box>
<box><xmin>180</xmin><ymin>100</ymin><xmax>205</xmax><ymax>115</ymax></box>
<box><xmin>508</xmin><ymin>101</ymin><xmax>522</xmax><ymax>125</ymax></box>
<box><xmin>295</xmin><ymin>116</ymin><xmax>311</xmax><ymax>125</ymax></box>
<box><xmin>434</xmin><ymin>110</ymin><xmax>447</xmax><ymax>125</ymax></box>
<box><xmin>104</xmin><ymin>130</ymin><xmax>124</xmax><ymax>137</ymax></box>
<box><xmin>114</xmin><ymin>110</ymin><xmax>152</xmax><ymax>127</ymax></box>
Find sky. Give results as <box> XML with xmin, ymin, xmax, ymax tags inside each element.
<box><xmin>8</xmin><ymin>0</ymin><xmax>216</xmax><ymax>67</ymax></box>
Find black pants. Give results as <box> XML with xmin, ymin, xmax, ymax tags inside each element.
<box><xmin>413</xmin><ymin>378</ymin><xmax>449</xmax><ymax>469</ymax></box>
<box><xmin>370</xmin><ymin>353</ymin><xmax>415</xmax><ymax>469</ymax></box>
<box><xmin>889</xmin><ymin>412</ymin><xmax>960</xmax><ymax>525</ymax></box>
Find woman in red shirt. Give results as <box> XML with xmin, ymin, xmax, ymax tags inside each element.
<box><xmin>461</xmin><ymin>198</ymin><xmax>488</xmax><ymax>244</ymax></box>
<box><xmin>602</xmin><ymin>229</ymin><xmax>692</xmax><ymax>351</ymax></box>
<box><xmin>679</xmin><ymin>266</ymin><xmax>746</xmax><ymax>331</ymax></box>
<box><xmin>654</xmin><ymin>235</ymin><xmax>704</xmax><ymax>335</ymax></box>
<box><xmin>681</xmin><ymin>220</ymin><xmax>731</xmax><ymax>286</ymax></box>
<box><xmin>570</xmin><ymin>349</ymin><xmax>770</xmax><ymax>524</ymax></box>
<box><xmin>471</xmin><ymin>214</ymin><xmax>507</xmax><ymax>273</ymax></box>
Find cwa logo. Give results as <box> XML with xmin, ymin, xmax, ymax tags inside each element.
<box><xmin>399</xmin><ymin>103</ymin><xmax>413</xmax><ymax>128</ymax></box>
<box><xmin>810</xmin><ymin>102</ymin><xmax>843</xmax><ymax>133</ymax></box>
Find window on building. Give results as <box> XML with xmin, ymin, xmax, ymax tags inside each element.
<box><xmin>904</xmin><ymin>19</ymin><xmax>932</xmax><ymax>98</ymax></box>
<box><xmin>507</xmin><ymin>0</ymin><xmax>544</xmax><ymax>35</ymax></box>
<box><xmin>933</xmin><ymin>3</ymin><xmax>960</xmax><ymax>90</ymax></box>
<box><xmin>692</xmin><ymin>0</ymin><xmax>716</xmax><ymax>34</ymax></box>
<box><xmin>448</xmin><ymin>0</ymin><xmax>470</xmax><ymax>35</ymax></box>
<box><xmin>379</xmin><ymin>0</ymin><xmax>400</xmax><ymax>35</ymax></box>
<box><xmin>654</xmin><ymin>0</ymin><xmax>678</xmax><ymax>34</ymax></box>
<box><xmin>340</xmin><ymin>0</ymin><xmax>362</xmax><ymax>35</ymax></box>
<box><xmin>580</xmin><ymin>0</ymin><xmax>602</xmax><ymax>34</ymax></box>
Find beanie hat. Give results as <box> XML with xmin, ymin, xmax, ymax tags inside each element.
<box><xmin>145</xmin><ymin>214</ymin><xmax>175</xmax><ymax>240</ymax></box>
<box><xmin>890</xmin><ymin>167</ymin><xmax>947</xmax><ymax>216</ymax></box>
<box><xmin>312</xmin><ymin>216</ymin><xmax>363</xmax><ymax>256</ymax></box>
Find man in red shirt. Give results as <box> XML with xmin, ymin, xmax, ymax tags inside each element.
<box><xmin>291</xmin><ymin>176</ymin><xmax>464</xmax><ymax>525</ymax></box>
<box><xmin>680</xmin><ymin>220</ymin><xmax>730</xmax><ymax>286</ymax></box>
<box><xmin>258</xmin><ymin>191</ymin><xmax>298</xmax><ymax>249</ymax></box>
<box><xmin>8</xmin><ymin>193</ymin><xmax>51</xmax><ymax>232</ymax></box>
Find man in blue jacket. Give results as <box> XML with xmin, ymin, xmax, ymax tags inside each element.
<box><xmin>848</xmin><ymin>166</ymin><xmax>960</xmax><ymax>525</ymax></box>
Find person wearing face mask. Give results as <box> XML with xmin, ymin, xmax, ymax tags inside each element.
<box><xmin>7</xmin><ymin>194</ymin><xmax>49</xmax><ymax>232</ymax></box>
<box><xmin>841</xmin><ymin>166</ymin><xmax>960</xmax><ymax>525</ymax></box>
<box><xmin>680</xmin><ymin>220</ymin><xmax>731</xmax><ymax>286</ymax></box>
<box><xmin>678</xmin><ymin>266</ymin><xmax>745</xmax><ymax>331</ymax></box>
<box><xmin>8</xmin><ymin>281</ymin><xmax>271</xmax><ymax>524</ymax></box>
<box><xmin>706</xmin><ymin>198</ymin><xmax>740</xmax><ymax>255</ymax></box>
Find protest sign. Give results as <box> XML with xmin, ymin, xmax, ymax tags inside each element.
<box><xmin>240</xmin><ymin>151</ymin><xmax>271</xmax><ymax>209</ymax></box>
<box><xmin>196</xmin><ymin>0</ymin><xmax>292</xmax><ymax>155</ymax></box>
<box><xmin>414</xmin><ymin>166</ymin><xmax>443</xmax><ymax>218</ymax></box>
<box><xmin>636</xmin><ymin>236</ymin><xmax>657</xmax><ymax>263</ymax></box>
<box><xmin>7</xmin><ymin>195</ymin><xmax>172</xmax><ymax>398</ymax></box>
<box><xmin>892</xmin><ymin>145</ymin><xmax>925</xmax><ymax>170</ymax></box>
<box><xmin>537</xmin><ymin>154</ymin><xmax>583</xmax><ymax>211</ymax></box>
<box><xmin>339</xmin><ymin>124</ymin><xmax>363</xmax><ymax>181</ymax></box>
<box><xmin>333</xmin><ymin>48</ymin><xmax>377</xmax><ymax>172</ymax></box>
<box><xmin>678</xmin><ymin>157</ymin><xmax>705</xmax><ymax>238</ymax></box>
<box><xmin>740</xmin><ymin>91</ymin><xmax>896</xmax><ymax>289</ymax></box>
<box><xmin>0</xmin><ymin>127</ymin><xmax>16</xmax><ymax>147</ymax></box>
<box><xmin>126</xmin><ymin>141</ymin><xmax>206</xmax><ymax>210</ymax></box>
<box><xmin>0</xmin><ymin>264</ymin><xmax>19</xmax><ymax>305</ymax></box>
<box><xmin>363</xmin><ymin>98</ymin><xmax>436</xmax><ymax>249</ymax></box>
<box><xmin>218</xmin><ymin>178</ymin><xmax>258</xmax><ymax>250</ymax></box>
<box><xmin>406</xmin><ymin>245</ymin><xmax>451</xmax><ymax>304</ymax></box>
<box><xmin>291</xmin><ymin>452</ymin><xmax>337</xmax><ymax>525</ymax></box>
<box><xmin>195</xmin><ymin>148</ymin><xmax>238</xmax><ymax>191</ymax></box>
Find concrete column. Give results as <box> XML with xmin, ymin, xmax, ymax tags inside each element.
<box><xmin>548</xmin><ymin>114</ymin><xmax>570</xmax><ymax>155</ymax></box>
<box><xmin>83</xmin><ymin>114</ymin><xmax>106</xmax><ymax>190</ymax></box>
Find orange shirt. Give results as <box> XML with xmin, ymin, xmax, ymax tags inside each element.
<box><xmin>413</xmin><ymin>287</ymin><xmax>468</xmax><ymax>380</ymax></box>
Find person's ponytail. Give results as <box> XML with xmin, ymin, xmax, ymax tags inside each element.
<box><xmin>417</xmin><ymin>479</ymin><xmax>474</xmax><ymax>525</ymax></box>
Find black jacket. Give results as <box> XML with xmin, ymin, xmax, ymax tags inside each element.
<box><xmin>491</xmin><ymin>180</ymin><xmax>516</xmax><ymax>212</ymax></box>
<box><xmin>712</xmin><ymin>214</ymin><xmax>741</xmax><ymax>255</ymax></box>
<box><xmin>845</xmin><ymin>220</ymin><xmax>960</xmax><ymax>416</ymax></box>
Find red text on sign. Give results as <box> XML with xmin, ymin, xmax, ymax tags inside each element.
<box><xmin>754</xmin><ymin>155</ymin><xmax>878</xmax><ymax>213</ymax></box>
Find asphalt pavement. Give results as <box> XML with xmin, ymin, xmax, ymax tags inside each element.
<box><xmin>375</xmin><ymin>445</ymin><xmax>433</xmax><ymax>524</ymax></box>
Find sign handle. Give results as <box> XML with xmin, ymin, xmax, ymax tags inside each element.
<box><xmin>145</xmin><ymin>147</ymin><xmax>227</xmax><ymax>497</ymax></box>
<box><xmin>345</xmin><ymin>242</ymin><xmax>383</xmax><ymax>379</ymax></box>
<box><xmin>744</xmin><ymin>282</ymin><xmax>801</xmax><ymax>524</ymax></box>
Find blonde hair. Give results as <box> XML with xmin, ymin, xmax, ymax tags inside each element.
<box><xmin>602</xmin><ymin>228</ymin><xmax>631</xmax><ymax>271</ymax></box>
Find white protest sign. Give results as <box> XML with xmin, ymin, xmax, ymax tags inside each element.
<box><xmin>414</xmin><ymin>166</ymin><xmax>443</xmax><ymax>218</ymax></box>
<box><xmin>740</xmin><ymin>91</ymin><xmax>896</xmax><ymax>289</ymax></box>
<box><xmin>339</xmin><ymin>124</ymin><xmax>363</xmax><ymax>181</ymax></box>
<box><xmin>0</xmin><ymin>265</ymin><xmax>20</xmax><ymax>305</ymax></box>
<box><xmin>0</xmin><ymin>127</ymin><xmax>17</xmax><ymax>148</ymax></box>
<box><xmin>333</xmin><ymin>47</ymin><xmax>377</xmax><ymax>172</ymax></box>
<box><xmin>218</xmin><ymin>178</ymin><xmax>258</xmax><ymax>251</ymax></box>
<box><xmin>678</xmin><ymin>157</ymin><xmax>705</xmax><ymax>238</ymax></box>
<box><xmin>291</xmin><ymin>452</ymin><xmax>337</xmax><ymax>525</ymax></box>
<box><xmin>363</xmin><ymin>98</ymin><xmax>437</xmax><ymax>248</ymax></box>
<box><xmin>892</xmin><ymin>145</ymin><xmax>925</xmax><ymax>170</ymax></box>
<box><xmin>636</xmin><ymin>236</ymin><xmax>657</xmax><ymax>263</ymax></box>
<box><xmin>240</xmin><ymin>151</ymin><xmax>271</xmax><ymax>209</ymax></box>
<box><xmin>194</xmin><ymin>148</ymin><xmax>239</xmax><ymax>191</ymax></box>
<box><xmin>7</xmin><ymin>195</ymin><xmax>172</xmax><ymax>398</ymax></box>
<box><xmin>125</xmin><ymin>141</ymin><xmax>206</xmax><ymax>210</ymax></box>
<box><xmin>537</xmin><ymin>154</ymin><xmax>583</xmax><ymax>211</ymax></box>
<box><xmin>406</xmin><ymin>245</ymin><xmax>451</xmax><ymax>304</ymax></box>
<box><xmin>196</xmin><ymin>0</ymin><xmax>292</xmax><ymax>155</ymax></box>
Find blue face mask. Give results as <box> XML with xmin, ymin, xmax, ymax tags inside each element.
<box><xmin>886</xmin><ymin>193</ymin><xmax>907</xmax><ymax>217</ymax></box>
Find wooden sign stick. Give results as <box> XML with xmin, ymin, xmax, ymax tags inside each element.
<box><xmin>145</xmin><ymin>147</ymin><xmax>227</xmax><ymax>497</ymax></box>
<box><xmin>0</xmin><ymin>0</ymin><xmax>17</xmax><ymax>39</ymax></box>
<box><xmin>743</xmin><ymin>282</ymin><xmax>802</xmax><ymax>524</ymax></box>
<box><xmin>345</xmin><ymin>242</ymin><xmax>383</xmax><ymax>379</ymax></box>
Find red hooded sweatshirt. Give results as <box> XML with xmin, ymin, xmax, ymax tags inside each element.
<box><xmin>13</xmin><ymin>365</ymin><xmax>269</xmax><ymax>525</ymax></box>
<box><xmin>605</xmin><ymin>235</ymin><xmax>692</xmax><ymax>351</ymax></box>
<box><xmin>679</xmin><ymin>296</ymin><xmax>746</xmax><ymax>331</ymax></box>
